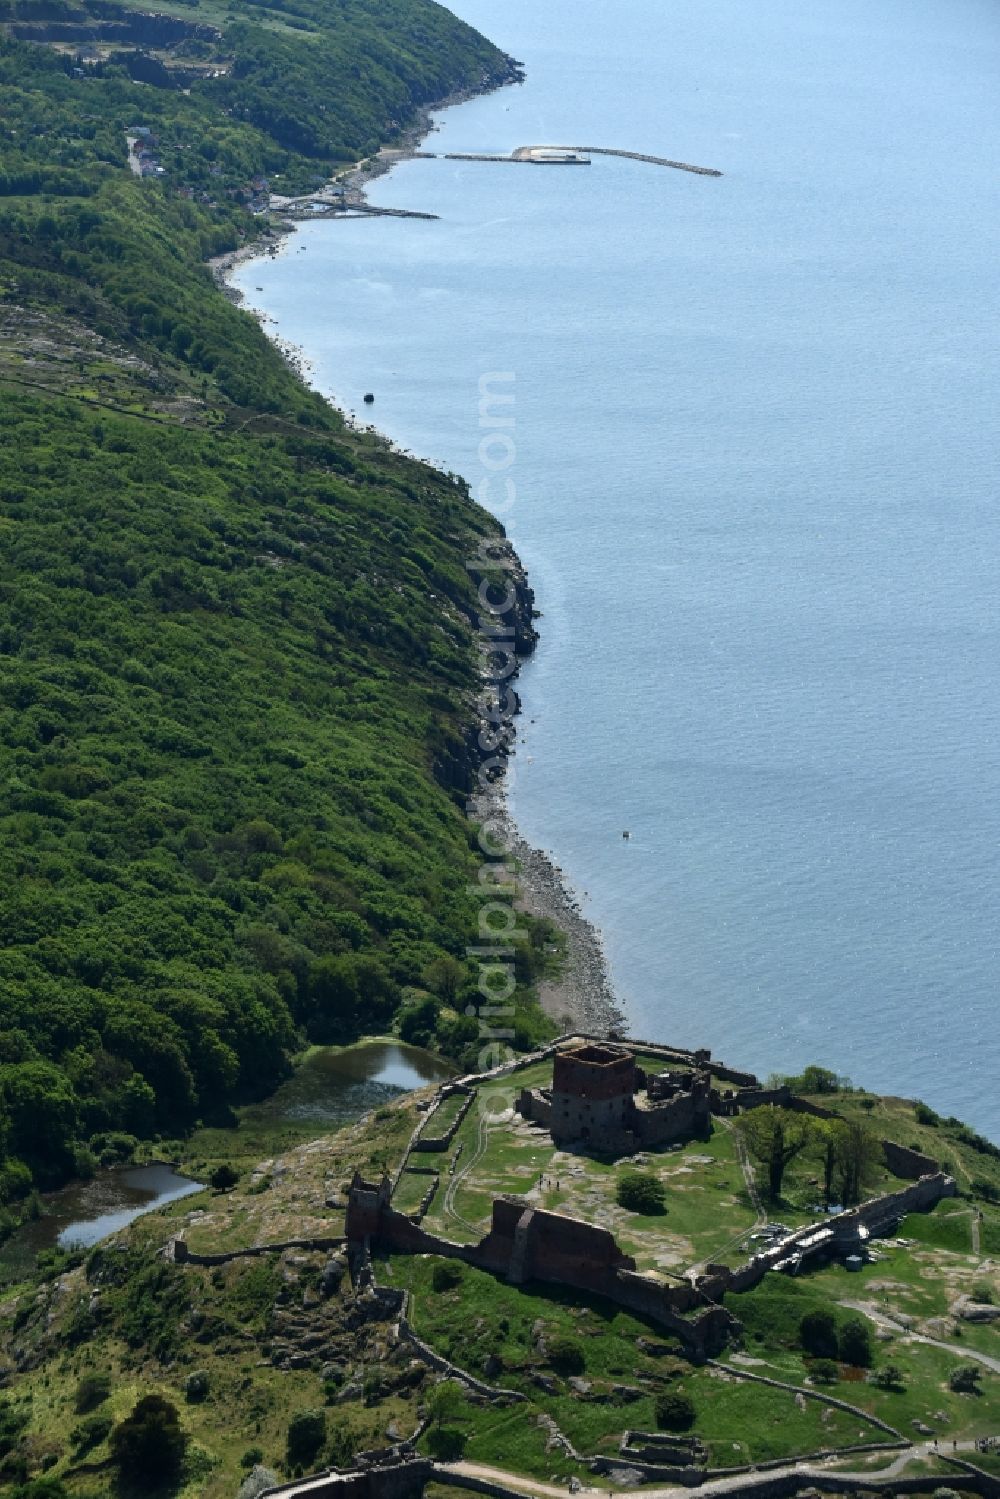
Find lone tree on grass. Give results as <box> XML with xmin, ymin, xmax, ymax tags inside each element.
<box><xmin>735</xmin><ymin>1106</ymin><xmax>813</xmax><ymax>1202</ymax></box>
<box><xmin>286</xmin><ymin>1409</ymin><xmax>326</xmax><ymax>1468</ymax></box>
<box><xmin>427</xmin><ymin>1380</ymin><xmax>465</xmax><ymax>1427</ymax></box>
<box><xmin>110</xmin><ymin>1394</ymin><xmax>187</xmax><ymax>1490</ymax></box>
<box><xmin>800</xmin><ymin>1309</ymin><xmax>839</xmax><ymax>1361</ymax></box>
<box><xmin>835</xmin><ymin>1121</ymin><xmax>881</xmax><ymax>1207</ymax></box>
<box><xmin>838</xmin><ymin>1316</ymin><xmax>874</xmax><ymax>1368</ymax></box>
<box><xmin>616</xmin><ymin>1171</ymin><xmax>665</xmax><ymax>1215</ymax></box>
<box><xmin>949</xmin><ymin>1365</ymin><xmax>983</xmax><ymax>1395</ymax></box>
<box><xmin>209</xmin><ymin>1162</ymin><xmax>239</xmax><ymax>1192</ymax></box>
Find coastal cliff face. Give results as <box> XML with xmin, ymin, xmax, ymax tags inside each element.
<box><xmin>0</xmin><ymin>2</ymin><xmax>545</xmax><ymax>1209</ymax></box>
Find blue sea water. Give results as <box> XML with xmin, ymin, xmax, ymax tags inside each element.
<box><xmin>234</xmin><ymin>0</ymin><xmax>1000</xmax><ymax>1138</ymax></box>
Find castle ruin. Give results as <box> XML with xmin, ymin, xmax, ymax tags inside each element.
<box><xmin>517</xmin><ymin>1041</ymin><xmax>711</xmax><ymax>1152</ymax></box>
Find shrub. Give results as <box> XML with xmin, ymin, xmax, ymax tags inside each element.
<box><xmin>0</xmin><ymin>1160</ymin><xmax>33</xmax><ymax>1205</ymax></box>
<box><xmin>870</xmin><ymin>1364</ymin><xmax>906</xmax><ymax>1391</ymax></box>
<box><xmin>616</xmin><ymin>1171</ymin><xmax>666</xmax><ymax>1215</ymax></box>
<box><xmin>547</xmin><ymin>1337</ymin><xmax>585</xmax><ymax>1376</ymax></box>
<box><xmin>426</xmin><ymin>1426</ymin><xmax>467</xmax><ymax>1461</ymax></box>
<box><xmin>799</xmin><ymin>1309</ymin><xmax>838</xmax><ymax>1360</ymax></box>
<box><xmin>948</xmin><ymin>1365</ymin><xmax>983</xmax><ymax>1394</ymax></box>
<box><xmin>838</xmin><ymin>1316</ymin><xmax>873</xmax><ymax>1368</ymax></box>
<box><xmin>427</xmin><ymin>1380</ymin><xmax>465</xmax><ymax>1427</ymax></box>
<box><xmin>286</xmin><ymin>1409</ymin><xmax>326</xmax><ymax>1467</ymax></box>
<box><xmin>70</xmin><ymin>1414</ymin><xmax>112</xmax><ymax>1454</ymax></box>
<box><xmin>431</xmin><ymin>1261</ymin><xmax>463</xmax><ymax>1293</ymax></box>
<box><xmin>210</xmin><ymin>1163</ymin><xmax>239</xmax><ymax>1192</ymax></box>
<box><xmin>655</xmin><ymin>1390</ymin><xmax>696</xmax><ymax>1431</ymax></box>
<box><xmin>71</xmin><ymin>1146</ymin><xmax>97</xmax><ymax>1179</ymax></box>
<box><xmin>89</xmin><ymin>1132</ymin><xmax>139</xmax><ymax>1166</ymax></box>
<box><xmin>810</xmin><ymin>1359</ymin><xmax>839</xmax><ymax>1384</ymax></box>
<box><xmin>183</xmin><ymin>1369</ymin><xmax>210</xmax><ymax>1404</ymax></box>
<box><xmin>109</xmin><ymin>1394</ymin><xmax>187</xmax><ymax>1485</ymax></box>
<box><xmin>73</xmin><ymin>1372</ymin><xmax>111</xmax><ymax>1414</ymax></box>
<box><xmin>971</xmin><ymin>1281</ymin><xmax>994</xmax><ymax>1305</ymax></box>
<box><xmin>240</xmin><ymin>1447</ymin><xmax>264</xmax><ymax>1469</ymax></box>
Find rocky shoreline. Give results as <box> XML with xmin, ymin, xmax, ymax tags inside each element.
<box><xmin>207</xmin><ymin>68</ymin><xmax>627</xmax><ymax>1045</ymax></box>
<box><xmin>488</xmin><ymin>803</ymin><xmax>626</xmax><ymax>1038</ymax></box>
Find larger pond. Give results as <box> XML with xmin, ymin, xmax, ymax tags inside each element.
<box><xmin>237</xmin><ymin>1039</ymin><xmax>455</xmax><ymax>1131</ymax></box>
<box><xmin>0</xmin><ymin>1041</ymin><xmax>453</xmax><ymax>1283</ymax></box>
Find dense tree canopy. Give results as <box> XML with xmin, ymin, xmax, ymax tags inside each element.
<box><xmin>0</xmin><ymin>0</ymin><xmax>543</xmax><ymax>1216</ymax></box>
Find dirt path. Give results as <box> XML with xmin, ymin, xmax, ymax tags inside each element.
<box><xmin>841</xmin><ymin>1299</ymin><xmax>1000</xmax><ymax>1375</ymax></box>
<box><xmin>443</xmin><ymin>1441</ymin><xmax>986</xmax><ymax>1499</ymax></box>
<box><xmin>441</xmin><ymin>1109</ymin><xmax>491</xmax><ymax>1236</ymax></box>
<box><xmin>687</xmin><ymin>1118</ymin><xmax>767</xmax><ymax>1275</ymax></box>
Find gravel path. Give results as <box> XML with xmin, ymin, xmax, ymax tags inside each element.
<box><xmin>841</xmin><ymin>1300</ymin><xmax>1000</xmax><ymax>1375</ymax></box>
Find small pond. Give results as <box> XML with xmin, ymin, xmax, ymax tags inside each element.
<box><xmin>0</xmin><ymin>1162</ymin><xmax>201</xmax><ymax>1282</ymax></box>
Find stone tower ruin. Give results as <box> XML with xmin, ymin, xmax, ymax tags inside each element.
<box><xmin>550</xmin><ymin>1043</ymin><xmax>636</xmax><ymax>1145</ymax></box>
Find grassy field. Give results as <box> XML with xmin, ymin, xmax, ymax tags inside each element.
<box><xmin>720</xmin><ymin>1230</ymin><xmax>999</xmax><ymax>1449</ymax></box>
<box><xmin>420</xmin><ymin>1077</ymin><xmax>781</xmax><ymax>1270</ymax></box>
<box><xmin>419</xmin><ymin>1092</ymin><xmax>469</xmax><ymax>1140</ymax></box>
<box><xmin>391</xmin><ymin>1169</ymin><xmax>438</xmax><ymax>1217</ymax></box>
<box><xmin>382</xmin><ymin>1254</ymin><xmax>877</xmax><ymax>1473</ymax></box>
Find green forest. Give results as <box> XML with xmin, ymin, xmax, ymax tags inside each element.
<box><xmin>0</xmin><ymin>0</ymin><xmax>544</xmax><ymax>1224</ymax></box>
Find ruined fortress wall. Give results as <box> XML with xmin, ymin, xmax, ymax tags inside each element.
<box><xmin>517</xmin><ymin>1088</ymin><xmax>552</xmax><ymax>1128</ymax></box>
<box><xmin>171</xmin><ymin>1236</ymin><xmax>346</xmax><ymax>1267</ymax></box>
<box><xmin>484</xmin><ymin>1199</ymin><xmax>636</xmax><ymax>1277</ymax></box>
<box><xmin>733</xmin><ymin>1085</ymin><xmax>793</xmax><ymax>1111</ymax></box>
<box><xmin>688</xmin><ymin>1172</ymin><xmax>957</xmax><ymax>1304</ymax></box>
<box><xmin>635</xmin><ymin>1091</ymin><xmax>707</xmax><ymax>1146</ymax></box>
<box><xmin>356</xmin><ymin>1194</ymin><xmax>728</xmax><ymax>1358</ymax></box>
<box><xmin>611</xmin><ymin>1271</ymin><xmax>734</xmax><ymax>1358</ymax></box>
<box><xmin>840</xmin><ymin>1171</ymin><xmax>955</xmax><ymax>1235</ymax></box>
<box><xmin>783</xmin><ymin>1095</ymin><xmax>841</xmax><ymax>1121</ymax></box>
<box><xmin>882</xmin><ymin>1139</ymin><xmax>940</xmax><ymax>1179</ymax></box>
<box><xmin>260</xmin><ymin>1459</ymin><xmax>432</xmax><ymax>1499</ymax></box>
<box><xmin>708</xmin><ymin>1063</ymin><xmax>760</xmax><ymax>1088</ymax></box>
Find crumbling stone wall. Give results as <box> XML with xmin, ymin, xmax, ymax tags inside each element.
<box><xmin>635</xmin><ymin>1076</ymin><xmax>712</xmax><ymax>1146</ymax></box>
<box><xmin>260</xmin><ymin>1458</ymin><xmax>431</xmax><ymax>1499</ymax></box>
<box><xmin>346</xmin><ymin>1184</ymin><xmax>736</xmax><ymax>1360</ymax></box>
